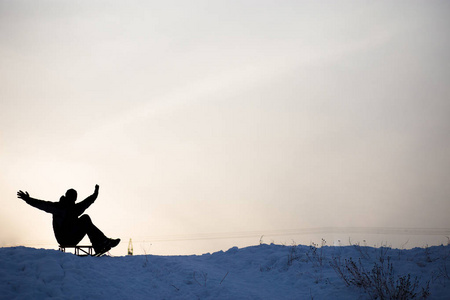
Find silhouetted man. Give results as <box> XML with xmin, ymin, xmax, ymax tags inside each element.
<box><xmin>17</xmin><ymin>184</ymin><xmax>120</xmax><ymax>255</ymax></box>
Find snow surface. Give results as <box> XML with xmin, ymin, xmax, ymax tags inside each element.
<box><xmin>1</xmin><ymin>244</ymin><xmax>449</xmax><ymax>299</ymax></box>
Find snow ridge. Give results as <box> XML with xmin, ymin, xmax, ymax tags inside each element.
<box><xmin>1</xmin><ymin>244</ymin><xmax>449</xmax><ymax>299</ymax></box>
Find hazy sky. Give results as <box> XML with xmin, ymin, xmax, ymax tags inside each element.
<box><xmin>1</xmin><ymin>1</ymin><xmax>450</xmax><ymax>255</ymax></box>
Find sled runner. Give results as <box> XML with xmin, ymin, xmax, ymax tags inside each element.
<box><xmin>59</xmin><ymin>239</ymin><xmax>120</xmax><ymax>257</ymax></box>
<box><xmin>59</xmin><ymin>245</ymin><xmax>94</xmax><ymax>256</ymax></box>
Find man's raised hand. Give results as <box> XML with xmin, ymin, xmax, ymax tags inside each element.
<box><xmin>17</xmin><ymin>190</ymin><xmax>30</xmax><ymax>201</ymax></box>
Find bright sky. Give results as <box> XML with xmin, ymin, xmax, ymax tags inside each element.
<box><xmin>1</xmin><ymin>1</ymin><xmax>450</xmax><ymax>255</ymax></box>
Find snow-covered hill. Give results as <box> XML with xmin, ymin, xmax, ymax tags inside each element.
<box><xmin>1</xmin><ymin>244</ymin><xmax>449</xmax><ymax>299</ymax></box>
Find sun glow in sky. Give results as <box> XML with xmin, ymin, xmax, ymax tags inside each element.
<box><xmin>1</xmin><ymin>1</ymin><xmax>450</xmax><ymax>255</ymax></box>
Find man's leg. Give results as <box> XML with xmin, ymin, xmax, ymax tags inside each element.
<box><xmin>78</xmin><ymin>214</ymin><xmax>120</xmax><ymax>254</ymax></box>
<box><xmin>78</xmin><ymin>215</ymin><xmax>108</xmax><ymax>252</ymax></box>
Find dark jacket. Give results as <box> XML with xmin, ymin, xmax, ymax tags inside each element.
<box><xmin>24</xmin><ymin>192</ymin><xmax>97</xmax><ymax>244</ymax></box>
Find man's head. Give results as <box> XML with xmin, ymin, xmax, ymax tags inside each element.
<box><xmin>60</xmin><ymin>188</ymin><xmax>77</xmax><ymax>204</ymax></box>
<box><xmin>65</xmin><ymin>189</ymin><xmax>77</xmax><ymax>202</ymax></box>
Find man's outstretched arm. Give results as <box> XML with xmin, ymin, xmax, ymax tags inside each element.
<box><xmin>17</xmin><ymin>190</ymin><xmax>58</xmax><ymax>214</ymax></box>
<box><xmin>76</xmin><ymin>184</ymin><xmax>99</xmax><ymax>216</ymax></box>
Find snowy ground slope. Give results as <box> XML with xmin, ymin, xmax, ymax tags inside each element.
<box><xmin>1</xmin><ymin>244</ymin><xmax>449</xmax><ymax>299</ymax></box>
